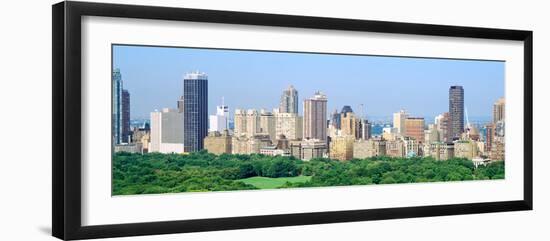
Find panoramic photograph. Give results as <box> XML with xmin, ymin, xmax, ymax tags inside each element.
<box><xmin>111</xmin><ymin>44</ymin><xmax>506</xmax><ymax>195</ymax></box>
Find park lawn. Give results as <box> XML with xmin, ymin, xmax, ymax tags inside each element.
<box><xmin>238</xmin><ymin>176</ymin><xmax>312</xmax><ymax>189</ymax></box>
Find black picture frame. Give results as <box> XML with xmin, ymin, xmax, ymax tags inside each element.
<box><xmin>52</xmin><ymin>1</ymin><xmax>533</xmax><ymax>240</ymax></box>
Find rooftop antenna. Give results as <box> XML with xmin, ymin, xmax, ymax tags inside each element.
<box><xmin>221</xmin><ymin>96</ymin><xmax>225</xmax><ymax>106</ymax></box>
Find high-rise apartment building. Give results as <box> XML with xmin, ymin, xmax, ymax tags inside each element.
<box><xmin>303</xmin><ymin>91</ymin><xmax>328</xmax><ymax>141</ymax></box>
<box><xmin>234</xmin><ymin>109</ymin><xmax>247</xmax><ymax>136</ymax></box>
<box><xmin>275</xmin><ymin>112</ymin><xmax>303</xmax><ymax>140</ymax></box>
<box><xmin>245</xmin><ymin>109</ymin><xmax>261</xmax><ymax>137</ymax></box>
<box><xmin>183</xmin><ymin>71</ymin><xmax>208</xmax><ymax>152</ymax></box>
<box><xmin>435</xmin><ymin>112</ymin><xmax>451</xmax><ymax>142</ymax></box>
<box><xmin>493</xmin><ymin>97</ymin><xmax>505</xmax><ymax>124</ymax></box>
<box><xmin>279</xmin><ymin>85</ymin><xmax>298</xmax><ymax>114</ymax></box>
<box><xmin>404</xmin><ymin>117</ymin><xmax>425</xmax><ymax>143</ymax></box>
<box><xmin>259</xmin><ymin>109</ymin><xmax>276</xmax><ymax>142</ymax></box>
<box><xmin>449</xmin><ymin>85</ymin><xmax>464</xmax><ymax>140</ymax></box>
<box><xmin>393</xmin><ymin>109</ymin><xmax>408</xmax><ymax>135</ymax></box>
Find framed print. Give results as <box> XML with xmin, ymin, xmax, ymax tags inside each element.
<box><xmin>52</xmin><ymin>1</ymin><xmax>533</xmax><ymax>240</ymax></box>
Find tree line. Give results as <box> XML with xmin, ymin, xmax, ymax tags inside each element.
<box><xmin>113</xmin><ymin>151</ymin><xmax>504</xmax><ymax>195</ymax></box>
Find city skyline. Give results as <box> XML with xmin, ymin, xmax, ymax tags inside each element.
<box><xmin>113</xmin><ymin>45</ymin><xmax>504</xmax><ymax>120</ymax></box>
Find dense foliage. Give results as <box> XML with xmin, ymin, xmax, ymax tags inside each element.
<box><xmin>113</xmin><ymin>151</ymin><xmax>504</xmax><ymax>195</ymax></box>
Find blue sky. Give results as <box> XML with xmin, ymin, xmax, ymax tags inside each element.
<box><xmin>113</xmin><ymin>45</ymin><xmax>504</xmax><ymax>122</ymax></box>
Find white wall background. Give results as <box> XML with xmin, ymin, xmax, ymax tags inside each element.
<box><xmin>0</xmin><ymin>0</ymin><xmax>547</xmax><ymax>240</ymax></box>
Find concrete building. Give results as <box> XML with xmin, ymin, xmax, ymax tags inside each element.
<box><xmin>353</xmin><ymin>138</ymin><xmax>386</xmax><ymax>158</ymax></box>
<box><xmin>234</xmin><ymin>109</ymin><xmax>247</xmax><ymax>137</ymax></box>
<box><xmin>114</xmin><ymin>143</ymin><xmax>143</xmax><ymax>154</ymax></box>
<box><xmin>493</xmin><ymin>97</ymin><xmax>505</xmax><ymax>124</ymax></box>
<box><xmin>403</xmin><ymin>137</ymin><xmax>420</xmax><ymax>157</ymax></box>
<box><xmin>279</xmin><ymin>85</ymin><xmax>299</xmax><ymax>114</ymax></box>
<box><xmin>491</xmin><ymin>136</ymin><xmax>505</xmax><ymax>161</ymax></box>
<box><xmin>449</xmin><ymin>85</ymin><xmax>464</xmax><ymax>140</ymax></box>
<box><xmin>209</xmin><ymin>98</ymin><xmax>229</xmax><ymax>132</ymax></box>
<box><xmin>259</xmin><ymin>146</ymin><xmax>290</xmax><ymax>156</ymax></box>
<box><xmin>435</xmin><ymin>112</ymin><xmax>451</xmax><ymax>142</ymax></box>
<box><xmin>404</xmin><ymin>117</ymin><xmax>425</xmax><ymax>143</ymax></box>
<box><xmin>259</xmin><ymin>109</ymin><xmax>277</xmax><ymax>142</ymax></box>
<box><xmin>290</xmin><ymin>139</ymin><xmax>328</xmax><ymax>160</ymax></box>
<box><xmin>454</xmin><ymin>140</ymin><xmax>478</xmax><ymax>160</ymax></box>
<box><xmin>204</xmin><ymin>130</ymin><xmax>232</xmax><ymax>155</ymax></box>
<box><xmin>329</xmin><ymin>136</ymin><xmax>354</xmax><ymax>161</ymax></box>
<box><xmin>303</xmin><ymin>91</ymin><xmax>328</xmax><ymax>141</ymax></box>
<box><xmin>245</xmin><ymin>109</ymin><xmax>261</xmax><ymax>137</ymax></box>
<box><xmin>425</xmin><ymin>124</ymin><xmax>440</xmax><ymax>144</ymax></box>
<box><xmin>382</xmin><ymin>127</ymin><xmax>398</xmax><ymax>141</ymax></box>
<box><xmin>360</xmin><ymin>119</ymin><xmax>372</xmax><ymax>140</ymax></box>
<box><xmin>149</xmin><ymin>108</ymin><xmax>185</xmax><ymax>153</ymax></box>
<box><xmin>182</xmin><ymin>71</ymin><xmax>208</xmax><ymax>152</ymax></box>
<box><xmin>131</xmin><ymin>125</ymin><xmax>150</xmax><ymax>153</ymax></box>
<box><xmin>385</xmin><ymin>139</ymin><xmax>405</xmax><ymax>157</ymax></box>
<box><xmin>275</xmin><ymin>112</ymin><xmax>303</xmax><ymax>140</ymax></box>
<box><xmin>393</xmin><ymin>109</ymin><xmax>408</xmax><ymax>135</ymax></box>
<box><xmin>341</xmin><ymin>111</ymin><xmax>361</xmax><ymax>139</ymax></box>
<box><xmin>428</xmin><ymin>142</ymin><xmax>454</xmax><ymax>160</ymax></box>
<box><xmin>232</xmin><ymin>134</ymin><xmax>272</xmax><ymax>154</ymax></box>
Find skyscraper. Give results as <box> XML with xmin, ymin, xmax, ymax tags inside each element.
<box><xmin>121</xmin><ymin>89</ymin><xmax>131</xmax><ymax>143</ymax></box>
<box><xmin>393</xmin><ymin>109</ymin><xmax>408</xmax><ymax>135</ymax></box>
<box><xmin>404</xmin><ymin>117</ymin><xmax>425</xmax><ymax>143</ymax></box>
<box><xmin>493</xmin><ymin>97</ymin><xmax>505</xmax><ymax>124</ymax></box>
<box><xmin>279</xmin><ymin>85</ymin><xmax>298</xmax><ymax>114</ymax></box>
<box><xmin>449</xmin><ymin>85</ymin><xmax>464</xmax><ymax>140</ymax></box>
<box><xmin>435</xmin><ymin>112</ymin><xmax>451</xmax><ymax>142</ymax></box>
<box><xmin>259</xmin><ymin>109</ymin><xmax>276</xmax><ymax>142</ymax></box>
<box><xmin>303</xmin><ymin>91</ymin><xmax>328</xmax><ymax>141</ymax></box>
<box><xmin>330</xmin><ymin>109</ymin><xmax>341</xmax><ymax>129</ymax></box>
<box><xmin>234</xmin><ymin>109</ymin><xmax>247</xmax><ymax>136</ymax></box>
<box><xmin>112</xmin><ymin>68</ymin><xmax>123</xmax><ymax>144</ymax></box>
<box><xmin>209</xmin><ymin>98</ymin><xmax>229</xmax><ymax>132</ymax></box>
<box><xmin>183</xmin><ymin>71</ymin><xmax>208</xmax><ymax>152</ymax></box>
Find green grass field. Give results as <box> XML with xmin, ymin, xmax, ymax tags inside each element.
<box><xmin>237</xmin><ymin>176</ymin><xmax>312</xmax><ymax>189</ymax></box>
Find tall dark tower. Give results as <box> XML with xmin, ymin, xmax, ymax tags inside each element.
<box><xmin>183</xmin><ymin>71</ymin><xmax>208</xmax><ymax>152</ymax></box>
<box><xmin>449</xmin><ymin>86</ymin><xmax>464</xmax><ymax>140</ymax></box>
<box><xmin>121</xmin><ymin>89</ymin><xmax>131</xmax><ymax>143</ymax></box>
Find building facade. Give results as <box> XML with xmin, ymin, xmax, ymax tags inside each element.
<box><xmin>204</xmin><ymin>130</ymin><xmax>232</xmax><ymax>155</ymax></box>
<box><xmin>353</xmin><ymin>138</ymin><xmax>386</xmax><ymax>158</ymax></box>
<box><xmin>209</xmin><ymin>99</ymin><xmax>229</xmax><ymax>132</ymax></box>
<box><xmin>182</xmin><ymin>72</ymin><xmax>208</xmax><ymax>152</ymax></box>
<box><xmin>329</xmin><ymin>136</ymin><xmax>354</xmax><ymax>161</ymax></box>
<box><xmin>449</xmin><ymin>85</ymin><xmax>464</xmax><ymax>140</ymax></box>
<box><xmin>232</xmin><ymin>134</ymin><xmax>272</xmax><ymax>154</ymax></box>
<box><xmin>275</xmin><ymin>112</ymin><xmax>303</xmax><ymax>140</ymax></box>
<box><xmin>149</xmin><ymin>108</ymin><xmax>185</xmax><ymax>153</ymax></box>
<box><xmin>404</xmin><ymin>117</ymin><xmax>425</xmax><ymax>143</ymax></box>
<box><xmin>303</xmin><ymin>92</ymin><xmax>328</xmax><ymax>141</ymax></box>
<box><xmin>290</xmin><ymin>139</ymin><xmax>327</xmax><ymax>160</ymax></box>
<box><xmin>279</xmin><ymin>85</ymin><xmax>299</xmax><ymax>114</ymax></box>
<box><xmin>393</xmin><ymin>109</ymin><xmax>408</xmax><ymax>135</ymax></box>
<box><xmin>121</xmin><ymin>89</ymin><xmax>131</xmax><ymax>143</ymax></box>
<box><xmin>493</xmin><ymin>97</ymin><xmax>505</xmax><ymax>124</ymax></box>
